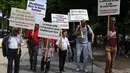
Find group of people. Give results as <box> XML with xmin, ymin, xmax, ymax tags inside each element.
<box><xmin>2</xmin><ymin>17</ymin><xmax>117</xmax><ymax>73</ymax></box>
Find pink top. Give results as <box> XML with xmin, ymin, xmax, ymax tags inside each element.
<box><xmin>42</xmin><ymin>48</ymin><xmax>53</xmax><ymax>57</ymax></box>
<box><xmin>105</xmin><ymin>25</ymin><xmax>117</xmax><ymax>47</ymax></box>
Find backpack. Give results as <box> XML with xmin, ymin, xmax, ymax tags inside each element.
<box><xmin>2</xmin><ymin>34</ymin><xmax>10</xmax><ymax>57</ymax></box>
<box><xmin>27</xmin><ymin>38</ymin><xmax>36</xmax><ymax>46</ymax></box>
<box><xmin>87</xmin><ymin>25</ymin><xmax>92</xmax><ymax>42</ymax></box>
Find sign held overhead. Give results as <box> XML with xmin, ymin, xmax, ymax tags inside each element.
<box><xmin>51</xmin><ymin>13</ymin><xmax>69</xmax><ymax>29</ymax></box>
<box><xmin>69</xmin><ymin>9</ymin><xmax>89</xmax><ymax>22</ymax></box>
<box><xmin>9</xmin><ymin>7</ymin><xmax>35</xmax><ymax>30</ymax></box>
<box><xmin>27</xmin><ymin>0</ymin><xmax>46</xmax><ymax>18</ymax></box>
<box><xmin>38</xmin><ymin>22</ymin><xmax>60</xmax><ymax>39</ymax></box>
<box><xmin>98</xmin><ymin>0</ymin><xmax>120</xmax><ymax>16</ymax></box>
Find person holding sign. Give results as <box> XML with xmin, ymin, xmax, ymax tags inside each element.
<box><xmin>56</xmin><ymin>30</ymin><xmax>71</xmax><ymax>73</ymax></box>
<box><xmin>87</xmin><ymin>24</ymin><xmax>94</xmax><ymax>60</ymax></box>
<box><xmin>7</xmin><ymin>28</ymin><xmax>24</xmax><ymax>73</ymax></box>
<box><xmin>73</xmin><ymin>19</ymin><xmax>93</xmax><ymax>73</ymax></box>
<box><xmin>104</xmin><ymin>17</ymin><xmax>117</xmax><ymax>73</ymax></box>
<box><xmin>26</xmin><ymin>24</ymin><xmax>39</xmax><ymax>72</ymax></box>
<box><xmin>41</xmin><ymin>39</ymin><xmax>53</xmax><ymax>73</ymax></box>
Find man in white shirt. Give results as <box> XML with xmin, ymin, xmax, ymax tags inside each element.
<box><xmin>7</xmin><ymin>28</ymin><xmax>24</xmax><ymax>73</ymax></box>
<box><xmin>56</xmin><ymin>30</ymin><xmax>71</xmax><ymax>73</ymax></box>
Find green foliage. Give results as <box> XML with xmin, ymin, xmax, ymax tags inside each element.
<box><xmin>0</xmin><ymin>0</ymin><xmax>27</xmax><ymax>17</ymax></box>
<box><xmin>125</xmin><ymin>11</ymin><xmax>130</xmax><ymax>24</ymax></box>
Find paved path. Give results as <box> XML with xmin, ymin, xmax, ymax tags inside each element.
<box><xmin>0</xmin><ymin>46</ymin><xmax>104</xmax><ymax>73</ymax></box>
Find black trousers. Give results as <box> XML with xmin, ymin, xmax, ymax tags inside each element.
<box><xmin>41</xmin><ymin>56</ymin><xmax>50</xmax><ymax>71</ymax></box>
<box><xmin>7</xmin><ymin>49</ymin><xmax>21</xmax><ymax>73</ymax></box>
<box><xmin>28</xmin><ymin>45</ymin><xmax>38</xmax><ymax>69</ymax></box>
<box><xmin>71</xmin><ymin>46</ymin><xmax>75</xmax><ymax>59</ymax></box>
<box><xmin>59</xmin><ymin>50</ymin><xmax>67</xmax><ymax>71</ymax></box>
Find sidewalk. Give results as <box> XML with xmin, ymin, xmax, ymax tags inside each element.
<box><xmin>19</xmin><ymin>48</ymin><xmax>104</xmax><ymax>73</ymax></box>
<box><xmin>92</xmin><ymin>47</ymin><xmax>130</xmax><ymax>73</ymax></box>
<box><xmin>0</xmin><ymin>46</ymin><xmax>104</xmax><ymax>73</ymax></box>
<box><xmin>0</xmin><ymin>44</ymin><xmax>28</xmax><ymax>73</ymax></box>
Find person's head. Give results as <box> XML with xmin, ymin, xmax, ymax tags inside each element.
<box><xmin>110</xmin><ymin>17</ymin><xmax>116</xmax><ymax>25</ymax></box>
<box><xmin>35</xmin><ymin>24</ymin><xmax>39</xmax><ymax>30</ymax></box>
<box><xmin>81</xmin><ymin>19</ymin><xmax>88</xmax><ymax>27</ymax></box>
<box><xmin>12</xmin><ymin>28</ymin><xmax>18</xmax><ymax>36</ymax></box>
<box><xmin>62</xmin><ymin>30</ymin><xmax>67</xmax><ymax>38</ymax></box>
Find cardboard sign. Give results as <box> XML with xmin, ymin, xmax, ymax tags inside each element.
<box><xmin>27</xmin><ymin>0</ymin><xmax>46</xmax><ymax>18</ymax></box>
<box><xmin>51</xmin><ymin>14</ymin><xmax>69</xmax><ymax>29</ymax></box>
<box><xmin>69</xmin><ymin>9</ymin><xmax>89</xmax><ymax>22</ymax></box>
<box><xmin>9</xmin><ymin>8</ymin><xmax>35</xmax><ymax>29</ymax></box>
<box><xmin>35</xmin><ymin>0</ymin><xmax>47</xmax><ymax>3</ymax></box>
<box><xmin>0</xmin><ymin>12</ymin><xmax>2</xmax><ymax>17</ymax></box>
<box><xmin>98</xmin><ymin>0</ymin><xmax>120</xmax><ymax>16</ymax></box>
<box><xmin>38</xmin><ymin>22</ymin><xmax>60</xmax><ymax>39</ymax></box>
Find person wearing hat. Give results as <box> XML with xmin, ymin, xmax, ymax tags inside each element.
<box><xmin>26</xmin><ymin>24</ymin><xmax>39</xmax><ymax>72</ymax></box>
<box><xmin>7</xmin><ymin>28</ymin><xmax>24</xmax><ymax>73</ymax></box>
<box><xmin>73</xmin><ymin>19</ymin><xmax>93</xmax><ymax>72</ymax></box>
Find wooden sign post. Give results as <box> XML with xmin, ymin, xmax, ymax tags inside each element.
<box><xmin>107</xmin><ymin>15</ymin><xmax>110</xmax><ymax>34</ymax></box>
<box><xmin>44</xmin><ymin>39</ymin><xmax>49</xmax><ymax>62</ymax></box>
<box><xmin>17</xmin><ymin>28</ymin><xmax>22</xmax><ymax>55</ymax></box>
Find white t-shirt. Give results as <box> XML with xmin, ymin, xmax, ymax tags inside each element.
<box><xmin>56</xmin><ymin>37</ymin><xmax>70</xmax><ymax>50</ymax></box>
<box><xmin>8</xmin><ymin>35</ymin><xmax>24</xmax><ymax>49</ymax></box>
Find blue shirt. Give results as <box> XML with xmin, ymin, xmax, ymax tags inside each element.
<box><xmin>68</xmin><ymin>36</ymin><xmax>76</xmax><ymax>47</ymax></box>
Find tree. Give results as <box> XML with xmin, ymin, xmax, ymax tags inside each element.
<box><xmin>0</xmin><ymin>0</ymin><xmax>27</xmax><ymax>17</ymax></box>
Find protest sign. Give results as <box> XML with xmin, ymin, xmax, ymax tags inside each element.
<box><xmin>0</xmin><ymin>12</ymin><xmax>2</xmax><ymax>17</ymax></box>
<box><xmin>35</xmin><ymin>0</ymin><xmax>47</xmax><ymax>3</ymax></box>
<box><xmin>27</xmin><ymin>0</ymin><xmax>46</xmax><ymax>18</ymax></box>
<box><xmin>38</xmin><ymin>22</ymin><xmax>60</xmax><ymax>39</ymax></box>
<box><xmin>9</xmin><ymin>8</ymin><xmax>35</xmax><ymax>30</ymax></box>
<box><xmin>51</xmin><ymin>14</ymin><xmax>69</xmax><ymax>29</ymax></box>
<box><xmin>69</xmin><ymin>9</ymin><xmax>89</xmax><ymax>22</ymax></box>
<box><xmin>98</xmin><ymin>0</ymin><xmax>120</xmax><ymax>16</ymax></box>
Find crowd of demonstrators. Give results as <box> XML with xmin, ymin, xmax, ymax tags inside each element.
<box><xmin>4</xmin><ymin>18</ymin><xmax>123</xmax><ymax>73</ymax></box>
<box><xmin>26</xmin><ymin>24</ymin><xmax>39</xmax><ymax>72</ymax></box>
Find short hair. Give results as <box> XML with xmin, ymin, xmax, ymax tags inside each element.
<box><xmin>62</xmin><ymin>30</ymin><xmax>67</xmax><ymax>34</ymax></box>
<box><xmin>81</xmin><ymin>19</ymin><xmax>87</xmax><ymax>23</ymax></box>
<box><xmin>111</xmin><ymin>17</ymin><xmax>116</xmax><ymax>21</ymax></box>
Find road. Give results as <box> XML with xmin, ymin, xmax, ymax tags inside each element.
<box><xmin>0</xmin><ymin>47</ymin><xmax>104</xmax><ymax>73</ymax></box>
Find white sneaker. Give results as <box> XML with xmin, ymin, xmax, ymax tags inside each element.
<box><xmin>84</xmin><ymin>69</ymin><xmax>88</xmax><ymax>73</ymax></box>
<box><xmin>76</xmin><ymin>68</ymin><xmax>80</xmax><ymax>72</ymax></box>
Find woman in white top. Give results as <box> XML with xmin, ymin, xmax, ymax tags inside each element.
<box><xmin>56</xmin><ymin>30</ymin><xmax>71</xmax><ymax>73</ymax></box>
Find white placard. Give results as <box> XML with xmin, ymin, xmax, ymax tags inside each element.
<box><xmin>38</xmin><ymin>22</ymin><xmax>60</xmax><ymax>39</ymax></box>
<box><xmin>35</xmin><ymin>0</ymin><xmax>47</xmax><ymax>3</ymax></box>
<box><xmin>51</xmin><ymin>14</ymin><xmax>69</xmax><ymax>29</ymax></box>
<box><xmin>27</xmin><ymin>0</ymin><xmax>46</xmax><ymax>18</ymax></box>
<box><xmin>98</xmin><ymin>0</ymin><xmax>120</xmax><ymax>16</ymax></box>
<box><xmin>9</xmin><ymin>8</ymin><xmax>35</xmax><ymax>29</ymax></box>
<box><xmin>69</xmin><ymin>9</ymin><xmax>89</xmax><ymax>21</ymax></box>
<box><xmin>0</xmin><ymin>12</ymin><xmax>2</xmax><ymax>17</ymax></box>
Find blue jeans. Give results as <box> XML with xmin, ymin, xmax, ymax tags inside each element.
<box><xmin>76</xmin><ymin>43</ymin><xmax>89</xmax><ymax>69</ymax></box>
